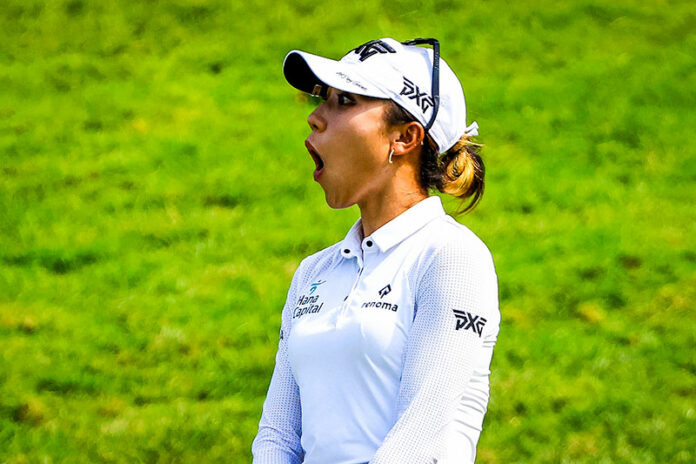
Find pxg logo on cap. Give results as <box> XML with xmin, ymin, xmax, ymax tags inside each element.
<box><xmin>351</xmin><ymin>39</ymin><xmax>397</xmax><ymax>62</ymax></box>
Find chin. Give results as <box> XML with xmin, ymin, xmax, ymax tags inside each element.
<box><xmin>324</xmin><ymin>193</ymin><xmax>354</xmax><ymax>210</ymax></box>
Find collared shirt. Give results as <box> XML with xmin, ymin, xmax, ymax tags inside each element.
<box><xmin>252</xmin><ymin>196</ymin><xmax>500</xmax><ymax>464</ymax></box>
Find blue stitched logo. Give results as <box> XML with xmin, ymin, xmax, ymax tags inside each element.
<box><xmin>309</xmin><ymin>280</ymin><xmax>326</xmax><ymax>295</ymax></box>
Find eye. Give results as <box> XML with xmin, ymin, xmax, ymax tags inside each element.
<box><xmin>336</xmin><ymin>92</ymin><xmax>354</xmax><ymax>106</ymax></box>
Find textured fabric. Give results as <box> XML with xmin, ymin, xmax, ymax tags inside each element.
<box><xmin>252</xmin><ymin>266</ymin><xmax>306</xmax><ymax>464</ymax></box>
<box><xmin>252</xmin><ymin>196</ymin><xmax>500</xmax><ymax>464</ymax></box>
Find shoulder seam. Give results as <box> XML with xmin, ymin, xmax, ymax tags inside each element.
<box><xmin>413</xmin><ymin>221</ymin><xmax>493</xmax><ymax>291</ymax></box>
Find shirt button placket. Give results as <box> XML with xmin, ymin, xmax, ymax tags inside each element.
<box><xmin>338</xmin><ymin>251</ymin><xmax>364</xmax><ymax>324</ymax></box>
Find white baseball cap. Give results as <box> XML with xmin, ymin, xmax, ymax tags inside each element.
<box><xmin>283</xmin><ymin>37</ymin><xmax>478</xmax><ymax>154</ymax></box>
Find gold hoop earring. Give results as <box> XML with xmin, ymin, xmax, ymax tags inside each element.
<box><xmin>388</xmin><ymin>149</ymin><xmax>394</xmax><ymax>164</ymax></box>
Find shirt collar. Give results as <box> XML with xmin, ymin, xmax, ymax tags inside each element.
<box><xmin>339</xmin><ymin>196</ymin><xmax>446</xmax><ymax>260</ymax></box>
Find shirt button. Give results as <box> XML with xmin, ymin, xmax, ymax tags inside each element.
<box><xmin>366</xmin><ymin>240</ymin><xmax>373</xmax><ymax>247</ymax></box>
<box><xmin>343</xmin><ymin>249</ymin><xmax>350</xmax><ymax>254</ymax></box>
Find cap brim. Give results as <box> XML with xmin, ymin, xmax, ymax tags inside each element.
<box><xmin>283</xmin><ymin>50</ymin><xmax>387</xmax><ymax>99</ymax></box>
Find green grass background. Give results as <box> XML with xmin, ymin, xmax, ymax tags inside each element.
<box><xmin>1</xmin><ymin>0</ymin><xmax>695</xmax><ymax>462</ymax></box>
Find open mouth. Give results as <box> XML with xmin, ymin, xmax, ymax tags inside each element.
<box><xmin>305</xmin><ymin>140</ymin><xmax>325</xmax><ymax>180</ymax></box>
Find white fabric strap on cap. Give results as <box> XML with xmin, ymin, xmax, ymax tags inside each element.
<box><xmin>463</xmin><ymin>121</ymin><xmax>479</xmax><ymax>137</ymax></box>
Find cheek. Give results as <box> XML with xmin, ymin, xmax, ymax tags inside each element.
<box><xmin>346</xmin><ymin>118</ymin><xmax>389</xmax><ymax>163</ymax></box>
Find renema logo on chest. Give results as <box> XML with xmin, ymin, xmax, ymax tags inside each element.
<box><xmin>361</xmin><ymin>300</ymin><xmax>399</xmax><ymax>312</ymax></box>
<box><xmin>360</xmin><ymin>283</ymin><xmax>399</xmax><ymax>312</ymax></box>
<box><xmin>293</xmin><ymin>294</ymin><xmax>324</xmax><ymax>319</ymax></box>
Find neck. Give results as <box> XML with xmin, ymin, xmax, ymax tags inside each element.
<box><xmin>358</xmin><ymin>183</ymin><xmax>428</xmax><ymax>238</ymax></box>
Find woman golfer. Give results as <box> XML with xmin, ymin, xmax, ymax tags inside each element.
<box><xmin>252</xmin><ymin>38</ymin><xmax>500</xmax><ymax>464</ymax></box>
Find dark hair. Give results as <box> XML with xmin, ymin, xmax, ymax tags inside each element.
<box><xmin>385</xmin><ymin>102</ymin><xmax>485</xmax><ymax>214</ymax></box>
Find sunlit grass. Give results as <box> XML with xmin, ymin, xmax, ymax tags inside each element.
<box><xmin>1</xmin><ymin>0</ymin><xmax>694</xmax><ymax>462</ymax></box>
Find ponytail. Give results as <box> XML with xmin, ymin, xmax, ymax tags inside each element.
<box><xmin>436</xmin><ymin>136</ymin><xmax>485</xmax><ymax>213</ymax></box>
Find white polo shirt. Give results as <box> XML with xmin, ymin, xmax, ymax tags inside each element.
<box><xmin>252</xmin><ymin>196</ymin><xmax>500</xmax><ymax>464</ymax></box>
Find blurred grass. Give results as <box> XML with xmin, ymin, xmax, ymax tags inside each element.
<box><xmin>1</xmin><ymin>0</ymin><xmax>695</xmax><ymax>462</ymax></box>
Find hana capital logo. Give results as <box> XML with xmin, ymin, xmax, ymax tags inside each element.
<box><xmin>293</xmin><ymin>280</ymin><xmax>327</xmax><ymax>319</ymax></box>
<box><xmin>309</xmin><ymin>280</ymin><xmax>326</xmax><ymax>295</ymax></box>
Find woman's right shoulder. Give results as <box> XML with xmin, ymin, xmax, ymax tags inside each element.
<box><xmin>288</xmin><ymin>242</ymin><xmax>343</xmax><ymax>293</ymax></box>
<box><xmin>280</xmin><ymin>242</ymin><xmax>343</xmax><ymax>322</ymax></box>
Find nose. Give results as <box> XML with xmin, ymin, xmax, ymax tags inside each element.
<box><xmin>307</xmin><ymin>105</ymin><xmax>326</xmax><ymax>132</ymax></box>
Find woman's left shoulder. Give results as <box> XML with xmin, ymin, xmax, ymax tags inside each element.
<box><xmin>420</xmin><ymin>215</ymin><xmax>495</xmax><ymax>267</ymax></box>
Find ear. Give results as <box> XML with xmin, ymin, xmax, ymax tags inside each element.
<box><xmin>390</xmin><ymin>121</ymin><xmax>425</xmax><ymax>157</ymax></box>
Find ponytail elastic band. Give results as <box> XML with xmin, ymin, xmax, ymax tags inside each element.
<box><xmin>464</xmin><ymin>121</ymin><xmax>479</xmax><ymax>137</ymax></box>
